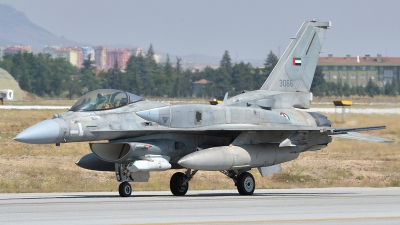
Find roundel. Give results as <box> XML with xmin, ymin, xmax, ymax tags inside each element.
<box><xmin>280</xmin><ymin>112</ymin><xmax>290</xmax><ymax>120</ymax></box>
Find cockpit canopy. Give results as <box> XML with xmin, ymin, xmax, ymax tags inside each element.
<box><xmin>69</xmin><ymin>89</ymin><xmax>145</xmax><ymax>112</ymax></box>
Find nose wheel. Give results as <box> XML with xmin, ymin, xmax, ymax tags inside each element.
<box><xmin>170</xmin><ymin>169</ymin><xmax>198</xmax><ymax>196</ymax></box>
<box><xmin>170</xmin><ymin>172</ymin><xmax>189</xmax><ymax>196</ymax></box>
<box><xmin>119</xmin><ymin>181</ymin><xmax>132</xmax><ymax>197</ymax></box>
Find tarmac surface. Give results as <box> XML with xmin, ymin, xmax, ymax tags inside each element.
<box><xmin>1</xmin><ymin>188</ymin><xmax>400</xmax><ymax>225</ymax></box>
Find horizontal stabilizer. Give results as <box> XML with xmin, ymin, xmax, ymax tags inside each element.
<box><xmin>331</xmin><ymin>126</ymin><xmax>386</xmax><ymax>134</ymax></box>
<box><xmin>333</xmin><ymin>132</ymin><xmax>393</xmax><ymax>143</ymax></box>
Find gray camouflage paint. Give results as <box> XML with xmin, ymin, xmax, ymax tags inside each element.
<box><xmin>14</xmin><ymin>20</ymin><xmax>390</xmax><ymax>190</ymax></box>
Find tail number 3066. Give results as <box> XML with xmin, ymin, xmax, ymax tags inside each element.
<box><xmin>279</xmin><ymin>79</ymin><xmax>293</xmax><ymax>87</ymax></box>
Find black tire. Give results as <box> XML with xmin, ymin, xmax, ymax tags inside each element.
<box><xmin>236</xmin><ymin>172</ymin><xmax>255</xmax><ymax>195</ymax></box>
<box><xmin>170</xmin><ymin>172</ymin><xmax>189</xmax><ymax>196</ymax></box>
<box><xmin>119</xmin><ymin>181</ymin><xmax>132</xmax><ymax>197</ymax></box>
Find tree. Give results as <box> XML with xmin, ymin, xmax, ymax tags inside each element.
<box><xmin>397</xmin><ymin>79</ymin><xmax>400</xmax><ymax>96</ymax></box>
<box><xmin>18</xmin><ymin>70</ymin><xmax>32</xmax><ymax>92</ymax></box>
<box><xmin>67</xmin><ymin>76</ymin><xmax>81</xmax><ymax>99</ymax></box>
<box><xmin>356</xmin><ymin>85</ymin><xmax>366</xmax><ymax>96</ymax></box>
<box><xmin>365</xmin><ymin>78</ymin><xmax>380</xmax><ymax>97</ymax></box>
<box><xmin>384</xmin><ymin>79</ymin><xmax>397</xmax><ymax>97</ymax></box>
<box><xmin>175</xmin><ymin>57</ymin><xmax>182</xmax><ymax>74</ymax></box>
<box><xmin>213</xmin><ymin>51</ymin><xmax>233</xmax><ymax>96</ymax></box>
<box><xmin>220</xmin><ymin>50</ymin><xmax>232</xmax><ymax>74</ymax></box>
<box><xmin>33</xmin><ymin>53</ymin><xmax>52</xmax><ymax>96</ymax></box>
<box><xmin>350</xmin><ymin>86</ymin><xmax>357</xmax><ymax>96</ymax></box>
<box><xmin>146</xmin><ymin>44</ymin><xmax>155</xmax><ymax>62</ymax></box>
<box><xmin>231</xmin><ymin>62</ymin><xmax>253</xmax><ymax>95</ymax></box>
<box><xmin>164</xmin><ymin>54</ymin><xmax>173</xmax><ymax>78</ymax></box>
<box><xmin>390</xmin><ymin>79</ymin><xmax>397</xmax><ymax>96</ymax></box>
<box><xmin>342</xmin><ymin>82</ymin><xmax>351</xmax><ymax>97</ymax></box>
<box><xmin>125</xmin><ymin>55</ymin><xmax>139</xmax><ymax>93</ymax></box>
<box><xmin>336</xmin><ymin>79</ymin><xmax>343</xmax><ymax>97</ymax></box>
<box><xmin>310</xmin><ymin>66</ymin><xmax>326</xmax><ymax>96</ymax></box>
<box><xmin>169</xmin><ymin>57</ymin><xmax>184</xmax><ymax>97</ymax></box>
<box><xmin>79</xmin><ymin>55</ymin><xmax>97</xmax><ymax>93</ymax></box>
<box><xmin>11</xmin><ymin>51</ymin><xmax>31</xmax><ymax>92</ymax></box>
<box><xmin>105</xmin><ymin>60</ymin><xmax>127</xmax><ymax>90</ymax></box>
<box><xmin>125</xmin><ymin>54</ymin><xmax>154</xmax><ymax>96</ymax></box>
<box><xmin>262</xmin><ymin>50</ymin><xmax>278</xmax><ymax>80</ymax></box>
<box><xmin>81</xmin><ymin>54</ymin><xmax>96</xmax><ymax>72</ymax></box>
<box><xmin>0</xmin><ymin>54</ymin><xmax>13</xmax><ymax>72</ymax></box>
<box><xmin>162</xmin><ymin>54</ymin><xmax>175</xmax><ymax>96</ymax></box>
<box><xmin>50</xmin><ymin>57</ymin><xmax>73</xmax><ymax>96</ymax></box>
<box><xmin>252</xmin><ymin>67</ymin><xmax>263</xmax><ymax>89</ymax></box>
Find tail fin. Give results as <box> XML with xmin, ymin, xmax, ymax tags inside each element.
<box><xmin>260</xmin><ymin>20</ymin><xmax>331</xmax><ymax>92</ymax></box>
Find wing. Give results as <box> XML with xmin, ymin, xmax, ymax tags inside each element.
<box><xmin>328</xmin><ymin>125</ymin><xmax>392</xmax><ymax>143</ymax></box>
<box><xmin>92</xmin><ymin>124</ymin><xmax>386</xmax><ymax>134</ymax></box>
<box><xmin>91</xmin><ymin>124</ymin><xmax>391</xmax><ymax>142</ymax></box>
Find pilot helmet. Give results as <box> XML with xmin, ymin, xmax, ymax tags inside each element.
<box><xmin>96</xmin><ymin>93</ymin><xmax>105</xmax><ymax>103</ymax></box>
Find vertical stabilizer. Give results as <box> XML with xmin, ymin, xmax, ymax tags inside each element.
<box><xmin>260</xmin><ymin>20</ymin><xmax>331</xmax><ymax>92</ymax></box>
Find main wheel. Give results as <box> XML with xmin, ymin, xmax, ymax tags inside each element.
<box><xmin>236</xmin><ymin>172</ymin><xmax>255</xmax><ymax>195</ymax></box>
<box><xmin>170</xmin><ymin>172</ymin><xmax>189</xmax><ymax>196</ymax></box>
<box><xmin>119</xmin><ymin>181</ymin><xmax>132</xmax><ymax>197</ymax></box>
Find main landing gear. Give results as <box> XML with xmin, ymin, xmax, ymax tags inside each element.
<box><xmin>236</xmin><ymin>172</ymin><xmax>255</xmax><ymax>195</ymax></box>
<box><xmin>220</xmin><ymin>170</ymin><xmax>255</xmax><ymax>195</ymax></box>
<box><xmin>119</xmin><ymin>181</ymin><xmax>132</xmax><ymax>197</ymax></box>
<box><xmin>168</xmin><ymin>169</ymin><xmax>255</xmax><ymax>196</ymax></box>
<box><xmin>117</xmin><ymin>169</ymin><xmax>255</xmax><ymax>197</ymax></box>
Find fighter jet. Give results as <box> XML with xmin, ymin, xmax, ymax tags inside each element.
<box><xmin>14</xmin><ymin>20</ymin><xmax>391</xmax><ymax>197</ymax></box>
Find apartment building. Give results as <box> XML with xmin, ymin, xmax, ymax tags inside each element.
<box><xmin>94</xmin><ymin>46</ymin><xmax>107</xmax><ymax>69</ymax></box>
<box><xmin>80</xmin><ymin>46</ymin><xmax>95</xmax><ymax>61</ymax></box>
<box><xmin>318</xmin><ymin>54</ymin><xmax>400</xmax><ymax>87</ymax></box>
<box><xmin>43</xmin><ymin>46</ymin><xmax>83</xmax><ymax>67</ymax></box>
<box><xmin>41</xmin><ymin>45</ymin><xmax>161</xmax><ymax>70</ymax></box>
<box><xmin>3</xmin><ymin>45</ymin><xmax>32</xmax><ymax>55</ymax></box>
<box><xmin>106</xmin><ymin>49</ymin><xmax>130</xmax><ymax>69</ymax></box>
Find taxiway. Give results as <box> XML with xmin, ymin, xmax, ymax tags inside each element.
<box><xmin>0</xmin><ymin>188</ymin><xmax>399</xmax><ymax>224</ymax></box>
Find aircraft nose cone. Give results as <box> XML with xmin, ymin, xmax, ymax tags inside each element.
<box><xmin>14</xmin><ymin>119</ymin><xmax>61</xmax><ymax>144</ymax></box>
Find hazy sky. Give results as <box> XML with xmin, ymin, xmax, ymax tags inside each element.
<box><xmin>0</xmin><ymin>0</ymin><xmax>399</xmax><ymax>61</ymax></box>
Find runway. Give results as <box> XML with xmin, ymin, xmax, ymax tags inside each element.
<box><xmin>1</xmin><ymin>188</ymin><xmax>400</xmax><ymax>225</ymax></box>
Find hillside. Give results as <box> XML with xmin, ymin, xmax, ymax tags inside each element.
<box><xmin>0</xmin><ymin>4</ymin><xmax>81</xmax><ymax>50</ymax></box>
<box><xmin>0</xmin><ymin>68</ymin><xmax>23</xmax><ymax>100</ymax></box>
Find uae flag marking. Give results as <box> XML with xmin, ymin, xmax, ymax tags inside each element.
<box><xmin>292</xmin><ymin>57</ymin><xmax>301</xmax><ymax>66</ymax></box>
